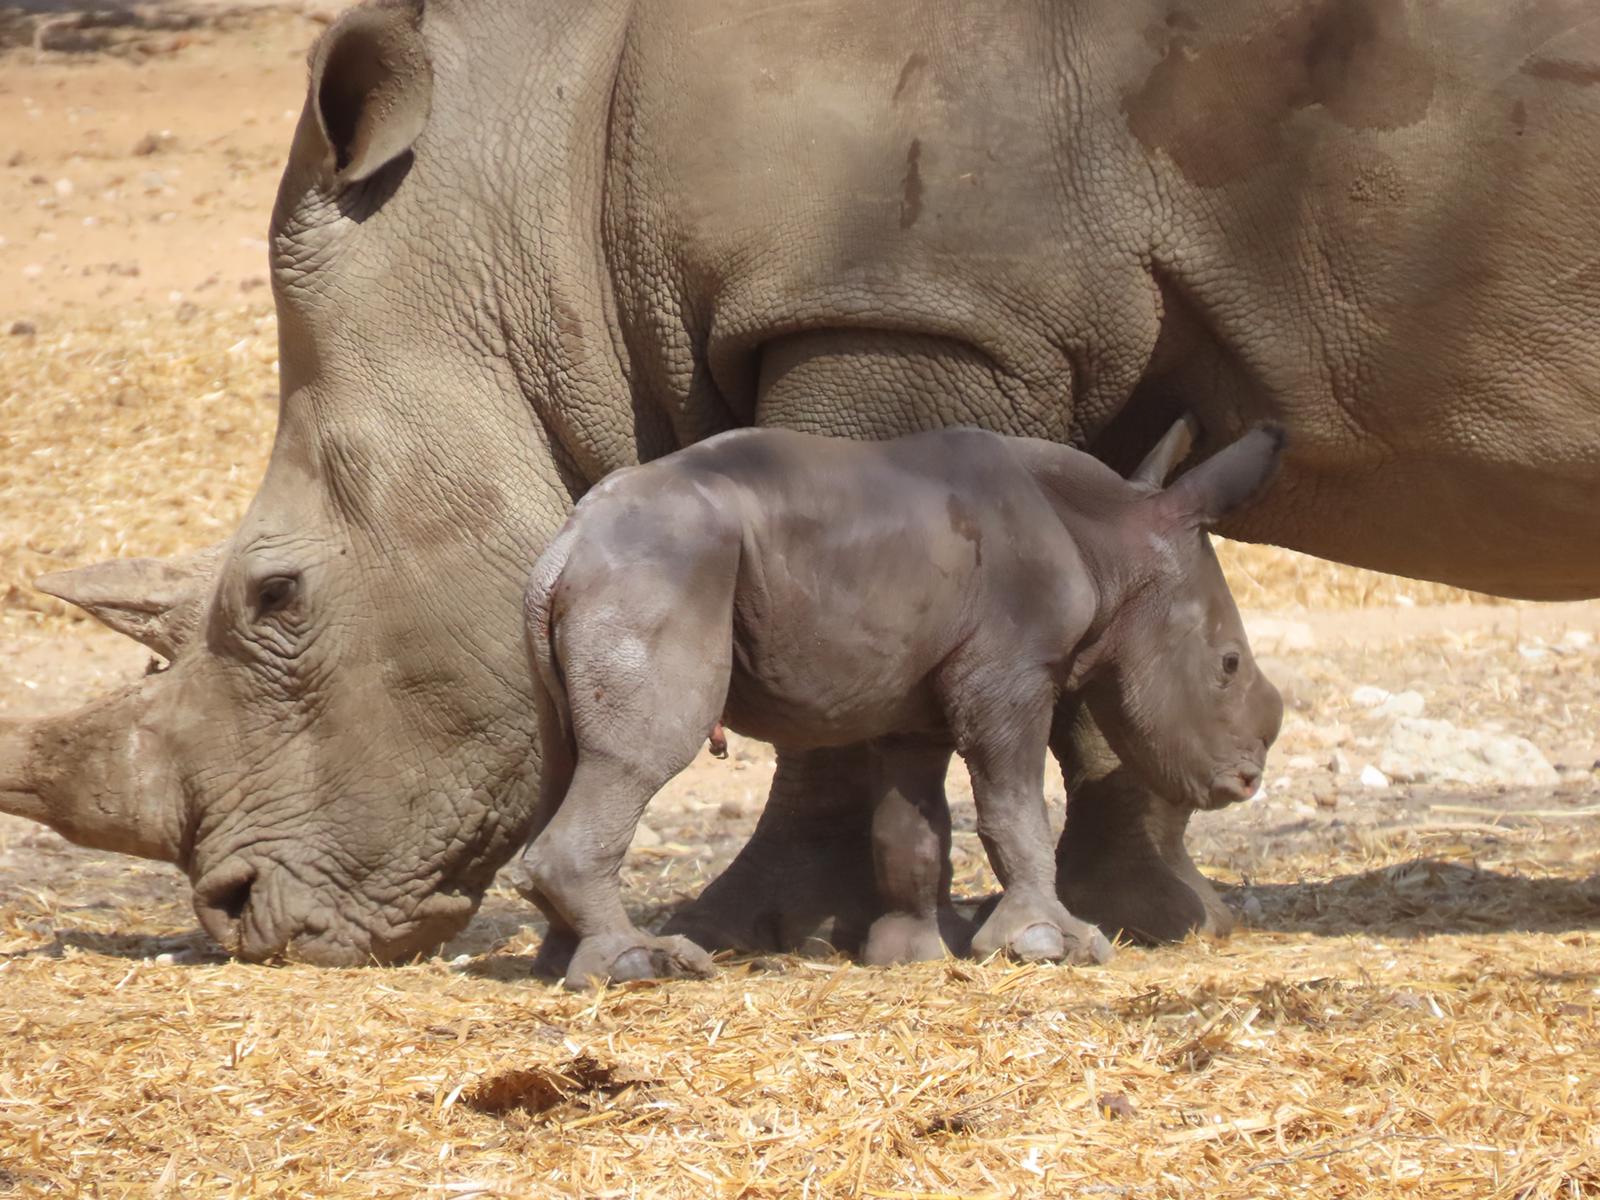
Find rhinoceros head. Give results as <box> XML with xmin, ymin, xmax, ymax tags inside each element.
<box><xmin>0</xmin><ymin>0</ymin><xmax>616</xmax><ymax>963</ymax></box>
<box><xmin>1088</xmin><ymin>422</ymin><xmax>1287</xmax><ymax>811</ymax></box>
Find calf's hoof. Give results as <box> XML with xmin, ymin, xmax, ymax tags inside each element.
<box><xmin>563</xmin><ymin>932</ymin><xmax>716</xmax><ymax>991</ymax></box>
<box><xmin>970</xmin><ymin>893</ymin><xmax>1113</xmax><ymax>966</ymax></box>
<box><xmin>528</xmin><ymin>927</ymin><xmax>579</xmax><ymax>981</ymax></box>
<box><xmin>862</xmin><ymin>908</ymin><xmax>971</xmax><ymax>966</ymax></box>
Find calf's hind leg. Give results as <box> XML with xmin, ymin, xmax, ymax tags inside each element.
<box><xmin>518</xmin><ymin>593</ymin><xmax>732</xmax><ymax>990</ymax></box>
<box><xmin>862</xmin><ymin>740</ymin><xmax>971</xmax><ymax>965</ymax></box>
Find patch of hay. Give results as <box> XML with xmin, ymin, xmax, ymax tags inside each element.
<box><xmin>1</xmin><ymin>850</ymin><xmax>1595</xmax><ymax>1197</ymax></box>
<box><xmin>0</xmin><ymin>305</ymin><xmax>278</xmax><ymax>635</ymax></box>
<box><xmin>1215</xmin><ymin>542</ymin><xmax>1512</xmax><ymax>614</ymax></box>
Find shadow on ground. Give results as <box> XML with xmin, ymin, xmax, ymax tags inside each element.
<box><xmin>1232</xmin><ymin>858</ymin><xmax>1600</xmax><ymax>938</ymax></box>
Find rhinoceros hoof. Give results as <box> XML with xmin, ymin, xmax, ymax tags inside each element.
<box><xmin>862</xmin><ymin>913</ymin><xmax>947</xmax><ymax>966</ymax></box>
<box><xmin>528</xmin><ymin>927</ymin><xmax>579</xmax><ymax>980</ymax></box>
<box><xmin>562</xmin><ymin>932</ymin><xmax>716</xmax><ymax>991</ymax></box>
<box><xmin>970</xmin><ymin>894</ymin><xmax>1114</xmax><ymax>966</ymax></box>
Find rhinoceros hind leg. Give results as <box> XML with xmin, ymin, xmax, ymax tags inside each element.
<box><xmin>664</xmin><ymin>745</ymin><xmax>879</xmax><ymax>956</ymax></box>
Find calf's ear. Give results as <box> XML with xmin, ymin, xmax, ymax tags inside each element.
<box><xmin>1161</xmin><ymin>424</ymin><xmax>1286</xmax><ymax>527</ymax></box>
<box><xmin>1128</xmin><ymin>414</ymin><xmax>1198</xmax><ymax>489</ymax></box>
<box><xmin>308</xmin><ymin>0</ymin><xmax>432</xmax><ymax>186</ymax></box>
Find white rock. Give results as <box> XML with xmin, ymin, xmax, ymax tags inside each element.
<box><xmin>1374</xmin><ymin>690</ymin><xmax>1426</xmax><ymax>719</ymax></box>
<box><xmin>1561</xmin><ymin>630</ymin><xmax>1594</xmax><ymax>651</ymax></box>
<box><xmin>1359</xmin><ymin>764</ymin><xmax>1390</xmax><ymax>788</ymax></box>
<box><xmin>630</xmin><ymin>822</ymin><xmax>663</xmax><ymax>849</ymax></box>
<box><xmin>1351</xmin><ymin>685</ymin><xmax>1392</xmax><ymax>709</ymax></box>
<box><xmin>1287</xmin><ymin>754</ymin><xmax>1318</xmax><ymax>771</ymax></box>
<box><xmin>1518</xmin><ymin>642</ymin><xmax>1550</xmax><ymax>661</ymax></box>
<box><xmin>52</xmin><ymin>177</ymin><xmax>73</xmax><ymax>197</ymax></box>
<box><xmin>1378</xmin><ymin>718</ymin><xmax>1559</xmax><ymax>787</ymax></box>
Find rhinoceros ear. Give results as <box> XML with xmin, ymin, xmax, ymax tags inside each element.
<box><xmin>35</xmin><ymin>543</ymin><xmax>223</xmax><ymax>660</ymax></box>
<box><xmin>308</xmin><ymin>0</ymin><xmax>432</xmax><ymax>186</ymax></box>
<box><xmin>1127</xmin><ymin>414</ymin><xmax>1198</xmax><ymax>489</ymax></box>
<box><xmin>1160</xmin><ymin>424</ymin><xmax>1286</xmax><ymax>528</ymax></box>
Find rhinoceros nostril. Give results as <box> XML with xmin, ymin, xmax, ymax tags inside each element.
<box><xmin>195</xmin><ymin>862</ymin><xmax>258</xmax><ymax>929</ymax></box>
<box><xmin>213</xmin><ymin>875</ymin><xmax>254</xmax><ymax>922</ymax></box>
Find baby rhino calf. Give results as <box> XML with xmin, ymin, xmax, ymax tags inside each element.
<box><xmin>513</xmin><ymin>422</ymin><xmax>1284</xmax><ymax>990</ymax></box>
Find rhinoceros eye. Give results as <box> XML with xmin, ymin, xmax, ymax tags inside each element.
<box><xmin>1222</xmin><ymin>651</ymin><xmax>1241</xmax><ymax>676</ymax></box>
<box><xmin>254</xmin><ymin>573</ymin><xmax>299</xmax><ymax>618</ymax></box>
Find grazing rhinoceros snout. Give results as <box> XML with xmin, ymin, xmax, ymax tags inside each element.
<box><xmin>192</xmin><ymin>856</ymin><xmax>478</xmax><ymax>966</ymax></box>
<box><xmin>5</xmin><ymin>471</ymin><xmax>550</xmax><ymax>965</ymax></box>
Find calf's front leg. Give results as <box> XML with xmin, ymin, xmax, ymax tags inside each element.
<box><xmin>959</xmin><ymin>681</ymin><xmax>1113</xmax><ymax>965</ymax></box>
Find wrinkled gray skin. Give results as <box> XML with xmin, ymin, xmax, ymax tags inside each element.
<box><xmin>514</xmin><ymin>425</ymin><xmax>1285</xmax><ymax>989</ymax></box>
<box><xmin>3</xmin><ymin>0</ymin><xmax>1598</xmax><ymax>965</ymax></box>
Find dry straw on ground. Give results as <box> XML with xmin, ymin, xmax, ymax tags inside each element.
<box><xmin>1</xmin><ymin>815</ymin><xmax>1597</xmax><ymax>1198</ymax></box>
<box><xmin>0</xmin><ymin>306</ymin><xmax>277</xmax><ymax>635</ymax></box>
<box><xmin>1</xmin><ymin>306</ymin><xmax>1507</xmax><ymax>638</ymax></box>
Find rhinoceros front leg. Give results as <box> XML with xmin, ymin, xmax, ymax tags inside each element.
<box><xmin>1051</xmin><ymin>699</ymin><xmax>1234</xmax><ymax>943</ymax></box>
<box><xmin>663</xmin><ymin>745</ymin><xmax>879</xmax><ymax>956</ymax></box>
<box><xmin>861</xmin><ymin>739</ymin><xmax>972</xmax><ymax>965</ymax></box>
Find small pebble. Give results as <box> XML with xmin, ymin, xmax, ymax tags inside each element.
<box><xmin>1097</xmin><ymin>1093</ymin><xmax>1137</xmax><ymax>1120</ymax></box>
<box><xmin>1359</xmin><ymin>764</ymin><xmax>1390</xmax><ymax>789</ymax></box>
<box><xmin>132</xmin><ymin>130</ymin><xmax>177</xmax><ymax>156</ymax></box>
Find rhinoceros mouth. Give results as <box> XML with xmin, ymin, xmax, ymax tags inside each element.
<box><xmin>192</xmin><ymin>857</ymin><xmax>478</xmax><ymax>966</ymax></box>
<box><xmin>1204</xmin><ymin>764</ymin><xmax>1264</xmax><ymax>810</ymax></box>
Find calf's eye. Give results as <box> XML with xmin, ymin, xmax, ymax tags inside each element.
<box><xmin>1222</xmin><ymin>651</ymin><xmax>1241</xmax><ymax>675</ymax></box>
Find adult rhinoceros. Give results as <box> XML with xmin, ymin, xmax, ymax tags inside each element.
<box><xmin>2</xmin><ymin>0</ymin><xmax>1596</xmax><ymax>965</ymax></box>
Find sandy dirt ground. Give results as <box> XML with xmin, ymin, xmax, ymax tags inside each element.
<box><xmin>1</xmin><ymin>9</ymin><xmax>1597</xmax><ymax>1198</ymax></box>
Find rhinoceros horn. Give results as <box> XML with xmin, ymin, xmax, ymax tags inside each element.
<box><xmin>1129</xmin><ymin>414</ymin><xmax>1199</xmax><ymax>489</ymax></box>
<box><xmin>0</xmin><ymin>681</ymin><xmax>185</xmax><ymax>863</ymax></box>
<box><xmin>35</xmin><ymin>543</ymin><xmax>223</xmax><ymax>660</ymax></box>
